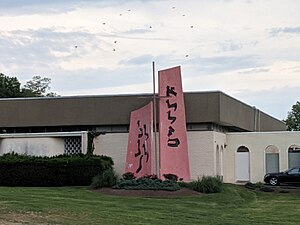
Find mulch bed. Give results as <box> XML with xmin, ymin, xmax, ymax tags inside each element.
<box><xmin>93</xmin><ymin>188</ymin><xmax>201</xmax><ymax>197</ymax></box>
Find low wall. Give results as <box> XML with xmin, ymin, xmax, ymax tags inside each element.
<box><xmin>0</xmin><ymin>132</ymin><xmax>87</xmax><ymax>157</ymax></box>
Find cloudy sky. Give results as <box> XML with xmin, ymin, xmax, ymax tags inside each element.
<box><xmin>0</xmin><ymin>0</ymin><xmax>299</xmax><ymax>120</ymax></box>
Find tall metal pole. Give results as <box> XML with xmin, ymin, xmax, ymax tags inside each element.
<box><xmin>152</xmin><ymin>61</ymin><xmax>159</xmax><ymax>176</ymax></box>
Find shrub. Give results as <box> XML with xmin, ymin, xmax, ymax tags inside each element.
<box><xmin>255</xmin><ymin>182</ymin><xmax>264</xmax><ymax>189</ymax></box>
<box><xmin>122</xmin><ymin>172</ymin><xmax>136</xmax><ymax>180</ymax></box>
<box><xmin>113</xmin><ymin>177</ymin><xmax>180</xmax><ymax>191</ymax></box>
<box><xmin>142</xmin><ymin>174</ymin><xmax>158</xmax><ymax>180</ymax></box>
<box><xmin>163</xmin><ymin>173</ymin><xmax>178</xmax><ymax>181</ymax></box>
<box><xmin>245</xmin><ymin>182</ymin><xmax>257</xmax><ymax>190</ymax></box>
<box><xmin>260</xmin><ymin>186</ymin><xmax>275</xmax><ymax>192</ymax></box>
<box><xmin>190</xmin><ymin>176</ymin><xmax>223</xmax><ymax>193</ymax></box>
<box><xmin>90</xmin><ymin>168</ymin><xmax>117</xmax><ymax>189</ymax></box>
<box><xmin>279</xmin><ymin>190</ymin><xmax>290</xmax><ymax>193</ymax></box>
<box><xmin>0</xmin><ymin>153</ymin><xmax>114</xmax><ymax>186</ymax></box>
<box><xmin>178</xmin><ymin>181</ymin><xmax>191</xmax><ymax>189</ymax></box>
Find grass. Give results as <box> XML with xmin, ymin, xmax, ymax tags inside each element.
<box><xmin>0</xmin><ymin>184</ymin><xmax>299</xmax><ymax>225</ymax></box>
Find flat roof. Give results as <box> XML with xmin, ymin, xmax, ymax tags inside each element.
<box><xmin>0</xmin><ymin>91</ymin><xmax>286</xmax><ymax>132</ymax></box>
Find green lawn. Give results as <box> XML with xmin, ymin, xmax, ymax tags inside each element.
<box><xmin>0</xmin><ymin>184</ymin><xmax>299</xmax><ymax>225</ymax></box>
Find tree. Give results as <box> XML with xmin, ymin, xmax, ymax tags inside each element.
<box><xmin>22</xmin><ymin>76</ymin><xmax>51</xmax><ymax>97</ymax></box>
<box><xmin>284</xmin><ymin>101</ymin><xmax>300</xmax><ymax>131</ymax></box>
<box><xmin>0</xmin><ymin>73</ymin><xmax>57</xmax><ymax>98</ymax></box>
<box><xmin>0</xmin><ymin>73</ymin><xmax>22</xmax><ymax>98</ymax></box>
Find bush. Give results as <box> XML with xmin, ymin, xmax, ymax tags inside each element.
<box><xmin>178</xmin><ymin>181</ymin><xmax>191</xmax><ymax>189</ymax></box>
<box><xmin>142</xmin><ymin>174</ymin><xmax>158</xmax><ymax>180</ymax></box>
<box><xmin>122</xmin><ymin>172</ymin><xmax>136</xmax><ymax>180</ymax></box>
<box><xmin>163</xmin><ymin>173</ymin><xmax>178</xmax><ymax>181</ymax></box>
<box><xmin>279</xmin><ymin>190</ymin><xmax>290</xmax><ymax>193</ymax></box>
<box><xmin>90</xmin><ymin>168</ymin><xmax>117</xmax><ymax>189</ymax></box>
<box><xmin>113</xmin><ymin>176</ymin><xmax>180</xmax><ymax>191</ymax></box>
<box><xmin>0</xmin><ymin>153</ymin><xmax>114</xmax><ymax>186</ymax></box>
<box><xmin>245</xmin><ymin>182</ymin><xmax>257</xmax><ymax>190</ymax></box>
<box><xmin>260</xmin><ymin>186</ymin><xmax>275</xmax><ymax>192</ymax></box>
<box><xmin>190</xmin><ymin>176</ymin><xmax>223</xmax><ymax>193</ymax></box>
<box><xmin>255</xmin><ymin>182</ymin><xmax>264</xmax><ymax>189</ymax></box>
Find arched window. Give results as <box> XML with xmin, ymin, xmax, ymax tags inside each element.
<box><xmin>235</xmin><ymin>146</ymin><xmax>250</xmax><ymax>181</ymax></box>
<box><xmin>237</xmin><ymin>146</ymin><xmax>249</xmax><ymax>152</ymax></box>
<box><xmin>265</xmin><ymin>145</ymin><xmax>279</xmax><ymax>173</ymax></box>
<box><xmin>288</xmin><ymin>145</ymin><xmax>300</xmax><ymax>168</ymax></box>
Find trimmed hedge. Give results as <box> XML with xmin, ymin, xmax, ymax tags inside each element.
<box><xmin>0</xmin><ymin>153</ymin><xmax>113</xmax><ymax>186</ymax></box>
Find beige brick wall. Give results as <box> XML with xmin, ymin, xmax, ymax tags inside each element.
<box><xmin>94</xmin><ymin>131</ymin><xmax>226</xmax><ymax>180</ymax></box>
<box><xmin>94</xmin><ymin>133</ymin><xmax>129</xmax><ymax>177</ymax></box>
<box><xmin>225</xmin><ymin>131</ymin><xmax>300</xmax><ymax>183</ymax></box>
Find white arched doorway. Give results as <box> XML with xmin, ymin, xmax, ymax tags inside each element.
<box><xmin>265</xmin><ymin>145</ymin><xmax>279</xmax><ymax>174</ymax></box>
<box><xmin>235</xmin><ymin>146</ymin><xmax>250</xmax><ymax>181</ymax></box>
<box><xmin>288</xmin><ymin>145</ymin><xmax>300</xmax><ymax>168</ymax></box>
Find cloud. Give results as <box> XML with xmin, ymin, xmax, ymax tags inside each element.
<box><xmin>184</xmin><ymin>55</ymin><xmax>261</xmax><ymax>75</ymax></box>
<box><xmin>120</xmin><ymin>54</ymin><xmax>154</xmax><ymax>65</ymax></box>
<box><xmin>238</xmin><ymin>67</ymin><xmax>270</xmax><ymax>75</ymax></box>
<box><xmin>269</xmin><ymin>26</ymin><xmax>300</xmax><ymax>36</ymax></box>
<box><xmin>0</xmin><ymin>28</ymin><xmax>101</xmax><ymax>74</ymax></box>
<box><xmin>219</xmin><ymin>40</ymin><xmax>243</xmax><ymax>52</ymax></box>
<box><xmin>234</xmin><ymin>86</ymin><xmax>300</xmax><ymax>120</ymax></box>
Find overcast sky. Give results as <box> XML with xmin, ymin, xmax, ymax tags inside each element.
<box><xmin>0</xmin><ymin>0</ymin><xmax>299</xmax><ymax>120</ymax></box>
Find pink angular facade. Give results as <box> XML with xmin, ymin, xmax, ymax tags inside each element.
<box><xmin>158</xmin><ymin>66</ymin><xmax>191</xmax><ymax>181</ymax></box>
<box><xmin>125</xmin><ymin>101</ymin><xmax>154</xmax><ymax>177</ymax></box>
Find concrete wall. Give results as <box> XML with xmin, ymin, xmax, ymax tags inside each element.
<box><xmin>187</xmin><ymin>131</ymin><xmax>214</xmax><ymax>179</ymax></box>
<box><xmin>93</xmin><ymin>131</ymin><xmax>226</xmax><ymax>180</ymax></box>
<box><xmin>94</xmin><ymin>133</ymin><xmax>129</xmax><ymax>177</ymax></box>
<box><xmin>225</xmin><ymin>131</ymin><xmax>300</xmax><ymax>183</ymax></box>
<box><xmin>0</xmin><ymin>137</ymin><xmax>64</xmax><ymax>156</ymax></box>
<box><xmin>0</xmin><ymin>132</ymin><xmax>87</xmax><ymax>157</ymax></box>
<box><xmin>2</xmin><ymin>130</ymin><xmax>299</xmax><ymax>185</ymax></box>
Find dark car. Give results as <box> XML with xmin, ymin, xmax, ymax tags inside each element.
<box><xmin>264</xmin><ymin>167</ymin><xmax>300</xmax><ymax>186</ymax></box>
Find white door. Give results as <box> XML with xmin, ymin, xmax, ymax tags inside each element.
<box><xmin>236</xmin><ymin>152</ymin><xmax>250</xmax><ymax>181</ymax></box>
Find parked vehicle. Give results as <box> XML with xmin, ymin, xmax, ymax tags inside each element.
<box><xmin>264</xmin><ymin>167</ymin><xmax>300</xmax><ymax>186</ymax></box>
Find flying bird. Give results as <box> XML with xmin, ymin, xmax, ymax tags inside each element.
<box><xmin>102</xmin><ymin>22</ymin><xmax>106</xmax><ymax>25</ymax></box>
<box><xmin>172</xmin><ymin>6</ymin><xmax>175</xmax><ymax>9</ymax></box>
<box><xmin>113</xmin><ymin>48</ymin><xmax>116</xmax><ymax>51</ymax></box>
<box><xmin>182</xmin><ymin>14</ymin><xmax>186</xmax><ymax>16</ymax></box>
<box><xmin>190</xmin><ymin>26</ymin><xmax>194</xmax><ymax>28</ymax></box>
<box><xmin>74</xmin><ymin>45</ymin><xmax>78</xmax><ymax>48</ymax></box>
<box><xmin>114</xmin><ymin>41</ymin><xmax>117</xmax><ymax>44</ymax></box>
<box><xmin>185</xmin><ymin>54</ymin><xmax>189</xmax><ymax>57</ymax></box>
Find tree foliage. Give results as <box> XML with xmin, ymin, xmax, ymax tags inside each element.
<box><xmin>22</xmin><ymin>76</ymin><xmax>51</xmax><ymax>97</ymax></box>
<box><xmin>0</xmin><ymin>73</ymin><xmax>22</xmax><ymax>98</ymax></box>
<box><xmin>0</xmin><ymin>73</ymin><xmax>57</xmax><ymax>98</ymax></box>
<box><xmin>284</xmin><ymin>101</ymin><xmax>300</xmax><ymax>131</ymax></box>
